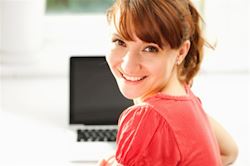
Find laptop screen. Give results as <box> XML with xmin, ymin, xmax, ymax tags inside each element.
<box><xmin>70</xmin><ymin>56</ymin><xmax>133</xmax><ymax>125</ymax></box>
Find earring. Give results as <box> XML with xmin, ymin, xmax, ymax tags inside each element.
<box><xmin>176</xmin><ymin>59</ymin><xmax>181</xmax><ymax>65</ymax></box>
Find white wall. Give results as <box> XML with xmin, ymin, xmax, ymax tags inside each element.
<box><xmin>0</xmin><ymin>0</ymin><xmax>249</xmax><ymax>165</ymax></box>
<box><xmin>203</xmin><ymin>0</ymin><xmax>249</xmax><ymax>71</ymax></box>
<box><xmin>0</xmin><ymin>3</ymin><xmax>2</xmax><ymax>50</ymax></box>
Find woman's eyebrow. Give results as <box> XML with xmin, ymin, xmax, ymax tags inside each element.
<box><xmin>112</xmin><ymin>33</ymin><xmax>122</xmax><ymax>38</ymax></box>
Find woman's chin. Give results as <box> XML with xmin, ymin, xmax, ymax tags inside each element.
<box><xmin>119</xmin><ymin>90</ymin><xmax>140</xmax><ymax>100</ymax></box>
<box><xmin>121</xmin><ymin>92</ymin><xmax>136</xmax><ymax>100</ymax></box>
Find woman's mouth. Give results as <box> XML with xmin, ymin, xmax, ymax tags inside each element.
<box><xmin>122</xmin><ymin>73</ymin><xmax>147</xmax><ymax>82</ymax></box>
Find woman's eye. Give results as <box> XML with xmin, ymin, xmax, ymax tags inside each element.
<box><xmin>112</xmin><ymin>39</ymin><xmax>126</xmax><ymax>47</ymax></box>
<box><xmin>144</xmin><ymin>46</ymin><xmax>159</xmax><ymax>53</ymax></box>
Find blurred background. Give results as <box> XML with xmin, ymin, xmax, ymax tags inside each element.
<box><xmin>0</xmin><ymin>0</ymin><xmax>249</xmax><ymax>165</ymax></box>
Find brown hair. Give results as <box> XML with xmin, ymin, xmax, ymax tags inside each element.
<box><xmin>107</xmin><ymin>0</ymin><xmax>205</xmax><ymax>84</ymax></box>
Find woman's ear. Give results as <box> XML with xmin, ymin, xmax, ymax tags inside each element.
<box><xmin>176</xmin><ymin>40</ymin><xmax>191</xmax><ymax>65</ymax></box>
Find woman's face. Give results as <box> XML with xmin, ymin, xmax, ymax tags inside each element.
<box><xmin>106</xmin><ymin>24</ymin><xmax>180</xmax><ymax>102</ymax></box>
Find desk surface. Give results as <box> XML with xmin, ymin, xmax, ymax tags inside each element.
<box><xmin>0</xmin><ymin>111</ymin><xmax>99</xmax><ymax>166</ymax></box>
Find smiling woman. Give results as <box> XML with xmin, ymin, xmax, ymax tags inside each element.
<box><xmin>98</xmin><ymin>0</ymin><xmax>239</xmax><ymax>165</ymax></box>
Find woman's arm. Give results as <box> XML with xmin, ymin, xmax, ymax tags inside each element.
<box><xmin>97</xmin><ymin>155</ymin><xmax>118</xmax><ymax>166</ymax></box>
<box><xmin>208</xmin><ymin>116</ymin><xmax>239</xmax><ymax>165</ymax></box>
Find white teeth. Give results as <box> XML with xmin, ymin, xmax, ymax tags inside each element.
<box><xmin>122</xmin><ymin>74</ymin><xmax>145</xmax><ymax>81</ymax></box>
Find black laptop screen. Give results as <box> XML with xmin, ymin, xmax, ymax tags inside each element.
<box><xmin>70</xmin><ymin>56</ymin><xmax>133</xmax><ymax>125</ymax></box>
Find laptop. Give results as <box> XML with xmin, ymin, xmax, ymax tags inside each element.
<box><xmin>68</xmin><ymin>56</ymin><xmax>133</xmax><ymax>162</ymax></box>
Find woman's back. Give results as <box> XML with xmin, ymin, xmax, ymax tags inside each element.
<box><xmin>116</xmin><ymin>85</ymin><xmax>222</xmax><ymax>165</ymax></box>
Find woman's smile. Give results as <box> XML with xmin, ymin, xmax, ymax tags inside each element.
<box><xmin>121</xmin><ymin>72</ymin><xmax>148</xmax><ymax>83</ymax></box>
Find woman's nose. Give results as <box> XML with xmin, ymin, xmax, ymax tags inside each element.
<box><xmin>121</xmin><ymin>51</ymin><xmax>141</xmax><ymax>74</ymax></box>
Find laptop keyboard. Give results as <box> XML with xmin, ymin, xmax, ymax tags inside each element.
<box><xmin>77</xmin><ymin>129</ymin><xmax>118</xmax><ymax>142</ymax></box>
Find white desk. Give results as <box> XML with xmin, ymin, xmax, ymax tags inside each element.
<box><xmin>0</xmin><ymin>110</ymin><xmax>100</xmax><ymax>166</ymax></box>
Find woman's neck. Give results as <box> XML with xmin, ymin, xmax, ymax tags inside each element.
<box><xmin>161</xmin><ymin>78</ymin><xmax>187</xmax><ymax>97</ymax></box>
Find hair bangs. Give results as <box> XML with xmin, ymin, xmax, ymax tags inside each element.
<box><xmin>115</xmin><ymin>1</ymin><xmax>166</xmax><ymax>48</ymax></box>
